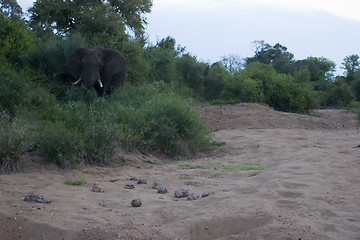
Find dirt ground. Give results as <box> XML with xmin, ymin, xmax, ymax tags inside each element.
<box><xmin>0</xmin><ymin>103</ymin><xmax>359</xmax><ymax>240</ymax></box>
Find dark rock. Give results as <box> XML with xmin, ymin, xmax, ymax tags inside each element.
<box><xmin>131</xmin><ymin>199</ymin><xmax>142</xmax><ymax>207</ymax></box>
<box><xmin>157</xmin><ymin>185</ymin><xmax>167</xmax><ymax>194</ymax></box>
<box><xmin>125</xmin><ymin>183</ymin><xmax>135</xmax><ymax>189</ymax></box>
<box><xmin>24</xmin><ymin>193</ymin><xmax>51</xmax><ymax>203</ymax></box>
<box><xmin>137</xmin><ymin>178</ymin><xmax>147</xmax><ymax>184</ymax></box>
<box><xmin>174</xmin><ymin>188</ymin><xmax>189</xmax><ymax>198</ymax></box>
<box><xmin>202</xmin><ymin>192</ymin><xmax>214</xmax><ymax>198</ymax></box>
<box><xmin>92</xmin><ymin>183</ymin><xmax>103</xmax><ymax>192</ymax></box>
<box><xmin>187</xmin><ymin>193</ymin><xmax>198</xmax><ymax>201</ymax></box>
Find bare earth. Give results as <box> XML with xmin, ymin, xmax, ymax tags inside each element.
<box><xmin>1</xmin><ymin>103</ymin><xmax>359</xmax><ymax>240</ymax></box>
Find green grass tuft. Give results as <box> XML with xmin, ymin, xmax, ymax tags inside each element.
<box><xmin>219</xmin><ymin>162</ymin><xmax>268</xmax><ymax>171</ymax></box>
<box><xmin>64</xmin><ymin>177</ymin><xmax>87</xmax><ymax>185</ymax></box>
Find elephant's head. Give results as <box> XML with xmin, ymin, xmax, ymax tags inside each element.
<box><xmin>65</xmin><ymin>47</ymin><xmax>127</xmax><ymax>96</ymax></box>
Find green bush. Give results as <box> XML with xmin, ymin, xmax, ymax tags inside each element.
<box><xmin>143</xmin><ymin>97</ymin><xmax>211</xmax><ymax>156</ymax></box>
<box><xmin>35</xmin><ymin>101</ymin><xmax>121</xmax><ymax>167</ymax></box>
<box><xmin>24</xmin><ymin>34</ymin><xmax>87</xmax><ymax>82</ymax></box>
<box><xmin>34</xmin><ymin>85</ymin><xmax>212</xmax><ymax>167</ymax></box>
<box><xmin>0</xmin><ymin>15</ymin><xmax>34</xmax><ymax>65</ymax></box>
<box><xmin>325</xmin><ymin>83</ymin><xmax>355</xmax><ymax>107</ymax></box>
<box><xmin>222</xmin><ymin>75</ymin><xmax>264</xmax><ymax>103</ymax></box>
<box><xmin>0</xmin><ymin>114</ymin><xmax>30</xmax><ymax>173</ymax></box>
<box><xmin>0</xmin><ymin>57</ymin><xmax>55</xmax><ymax>115</ymax></box>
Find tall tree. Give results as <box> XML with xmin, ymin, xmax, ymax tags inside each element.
<box><xmin>341</xmin><ymin>54</ymin><xmax>360</xmax><ymax>82</ymax></box>
<box><xmin>246</xmin><ymin>41</ymin><xmax>294</xmax><ymax>73</ymax></box>
<box><xmin>0</xmin><ymin>0</ymin><xmax>22</xmax><ymax>20</ymax></box>
<box><xmin>29</xmin><ymin>0</ymin><xmax>152</xmax><ymax>41</ymax></box>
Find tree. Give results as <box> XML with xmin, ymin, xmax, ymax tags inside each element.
<box><xmin>0</xmin><ymin>0</ymin><xmax>22</xmax><ymax>20</ymax></box>
<box><xmin>0</xmin><ymin>14</ymin><xmax>34</xmax><ymax>65</ymax></box>
<box><xmin>341</xmin><ymin>54</ymin><xmax>359</xmax><ymax>82</ymax></box>
<box><xmin>246</xmin><ymin>41</ymin><xmax>294</xmax><ymax>73</ymax></box>
<box><xmin>220</xmin><ymin>54</ymin><xmax>243</xmax><ymax>74</ymax></box>
<box><xmin>29</xmin><ymin>0</ymin><xmax>152</xmax><ymax>41</ymax></box>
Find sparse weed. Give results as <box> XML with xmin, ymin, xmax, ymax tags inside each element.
<box><xmin>219</xmin><ymin>162</ymin><xmax>268</xmax><ymax>171</ymax></box>
<box><xmin>178</xmin><ymin>161</ymin><xmax>209</xmax><ymax>169</ymax></box>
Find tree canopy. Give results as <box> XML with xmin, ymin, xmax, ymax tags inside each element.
<box><xmin>28</xmin><ymin>0</ymin><xmax>152</xmax><ymax>42</ymax></box>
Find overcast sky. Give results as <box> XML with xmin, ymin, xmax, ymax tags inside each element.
<box><xmin>18</xmin><ymin>0</ymin><xmax>360</xmax><ymax>75</ymax></box>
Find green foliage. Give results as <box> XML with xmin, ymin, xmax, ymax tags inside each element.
<box><xmin>0</xmin><ymin>0</ymin><xmax>23</xmax><ymax>20</ymax></box>
<box><xmin>117</xmin><ymin>40</ymin><xmax>150</xmax><ymax>84</ymax></box>
<box><xmin>35</xmin><ymin>100</ymin><xmax>121</xmax><ymax>167</ymax></box>
<box><xmin>0</xmin><ymin>57</ymin><xmax>55</xmax><ymax>115</ymax></box>
<box><xmin>219</xmin><ymin>162</ymin><xmax>268</xmax><ymax>171</ymax></box>
<box><xmin>325</xmin><ymin>81</ymin><xmax>355</xmax><ymax>107</ymax></box>
<box><xmin>29</xmin><ymin>0</ymin><xmax>152</xmax><ymax>39</ymax></box>
<box><xmin>220</xmin><ymin>62</ymin><xmax>314</xmax><ymax>113</ymax></box>
<box><xmin>178</xmin><ymin>161</ymin><xmax>208</xmax><ymax>169</ymax></box>
<box><xmin>33</xmin><ymin>85</ymin><xmax>211</xmax><ymax>167</ymax></box>
<box><xmin>24</xmin><ymin>34</ymin><xmax>87</xmax><ymax>82</ymax></box>
<box><xmin>143</xmin><ymin>96</ymin><xmax>211</xmax><ymax>155</ymax></box>
<box><xmin>0</xmin><ymin>14</ymin><xmax>34</xmax><ymax>65</ymax></box>
<box><xmin>64</xmin><ymin>177</ymin><xmax>87</xmax><ymax>185</ymax></box>
<box><xmin>0</xmin><ymin>114</ymin><xmax>29</xmax><ymax>173</ymax></box>
<box><xmin>175</xmin><ymin>54</ymin><xmax>207</xmax><ymax>93</ymax></box>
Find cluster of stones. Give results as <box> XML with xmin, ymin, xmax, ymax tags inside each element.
<box><xmin>24</xmin><ymin>177</ymin><xmax>214</xmax><ymax>208</ymax></box>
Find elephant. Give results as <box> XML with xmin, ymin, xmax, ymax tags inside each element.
<box><xmin>65</xmin><ymin>47</ymin><xmax>127</xmax><ymax>96</ymax></box>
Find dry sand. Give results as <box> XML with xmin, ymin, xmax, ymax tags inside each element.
<box><xmin>0</xmin><ymin>103</ymin><xmax>359</xmax><ymax>240</ymax></box>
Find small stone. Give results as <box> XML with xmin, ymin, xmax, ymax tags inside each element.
<box><xmin>125</xmin><ymin>183</ymin><xmax>135</xmax><ymax>189</ymax></box>
<box><xmin>187</xmin><ymin>193</ymin><xmax>198</xmax><ymax>201</ymax></box>
<box><xmin>92</xmin><ymin>183</ymin><xmax>103</xmax><ymax>192</ymax></box>
<box><xmin>202</xmin><ymin>192</ymin><xmax>210</xmax><ymax>198</ymax></box>
<box><xmin>174</xmin><ymin>189</ymin><xmax>189</xmax><ymax>198</ymax></box>
<box><xmin>157</xmin><ymin>185</ymin><xmax>167</xmax><ymax>194</ymax></box>
<box><xmin>202</xmin><ymin>192</ymin><xmax>214</xmax><ymax>198</ymax></box>
<box><xmin>137</xmin><ymin>178</ymin><xmax>147</xmax><ymax>184</ymax></box>
<box><xmin>131</xmin><ymin>199</ymin><xmax>142</xmax><ymax>207</ymax></box>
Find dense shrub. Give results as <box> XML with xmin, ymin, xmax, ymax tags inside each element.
<box><xmin>34</xmin><ymin>85</ymin><xmax>212</xmax><ymax>167</ymax></box>
<box><xmin>0</xmin><ymin>57</ymin><xmax>55</xmax><ymax>115</ymax></box>
<box><xmin>0</xmin><ymin>114</ymin><xmax>30</xmax><ymax>173</ymax></box>
<box><xmin>143</xmin><ymin>97</ymin><xmax>211</xmax><ymax>156</ymax></box>
<box><xmin>0</xmin><ymin>14</ymin><xmax>34</xmax><ymax>65</ymax></box>
<box><xmin>325</xmin><ymin>83</ymin><xmax>355</xmax><ymax>107</ymax></box>
<box><xmin>24</xmin><ymin>34</ymin><xmax>87</xmax><ymax>82</ymax></box>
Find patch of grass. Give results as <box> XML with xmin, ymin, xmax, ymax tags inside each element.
<box><xmin>219</xmin><ymin>162</ymin><xmax>268</xmax><ymax>171</ymax></box>
<box><xmin>64</xmin><ymin>177</ymin><xmax>87</xmax><ymax>185</ymax></box>
<box><xmin>211</xmin><ymin>141</ymin><xmax>226</xmax><ymax>147</ymax></box>
<box><xmin>178</xmin><ymin>161</ymin><xmax>209</xmax><ymax>169</ymax></box>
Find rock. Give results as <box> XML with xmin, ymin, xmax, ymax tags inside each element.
<box><xmin>174</xmin><ymin>188</ymin><xmax>189</xmax><ymax>198</ymax></box>
<box><xmin>92</xmin><ymin>183</ymin><xmax>103</xmax><ymax>192</ymax></box>
<box><xmin>202</xmin><ymin>192</ymin><xmax>214</xmax><ymax>198</ymax></box>
<box><xmin>24</xmin><ymin>193</ymin><xmax>51</xmax><ymax>203</ymax></box>
<box><xmin>131</xmin><ymin>199</ymin><xmax>142</xmax><ymax>207</ymax></box>
<box><xmin>157</xmin><ymin>185</ymin><xmax>167</xmax><ymax>194</ymax></box>
<box><xmin>137</xmin><ymin>178</ymin><xmax>147</xmax><ymax>184</ymax></box>
<box><xmin>187</xmin><ymin>193</ymin><xmax>198</xmax><ymax>201</ymax></box>
<box><xmin>125</xmin><ymin>183</ymin><xmax>135</xmax><ymax>189</ymax></box>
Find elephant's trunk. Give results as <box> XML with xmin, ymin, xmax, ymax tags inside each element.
<box><xmin>97</xmin><ymin>79</ymin><xmax>103</xmax><ymax>88</ymax></box>
<box><xmin>74</xmin><ymin>78</ymin><xmax>82</xmax><ymax>85</ymax></box>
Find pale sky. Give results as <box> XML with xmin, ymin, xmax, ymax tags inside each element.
<box><xmin>18</xmin><ymin>0</ymin><xmax>360</xmax><ymax>75</ymax></box>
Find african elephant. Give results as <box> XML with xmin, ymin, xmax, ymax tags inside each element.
<box><xmin>65</xmin><ymin>47</ymin><xmax>127</xmax><ymax>96</ymax></box>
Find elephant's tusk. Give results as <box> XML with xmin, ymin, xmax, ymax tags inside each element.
<box><xmin>97</xmin><ymin>79</ymin><xmax>103</xmax><ymax>88</ymax></box>
<box><xmin>74</xmin><ymin>78</ymin><xmax>82</xmax><ymax>85</ymax></box>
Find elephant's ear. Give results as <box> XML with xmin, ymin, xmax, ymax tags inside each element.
<box><xmin>65</xmin><ymin>48</ymin><xmax>88</xmax><ymax>79</ymax></box>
